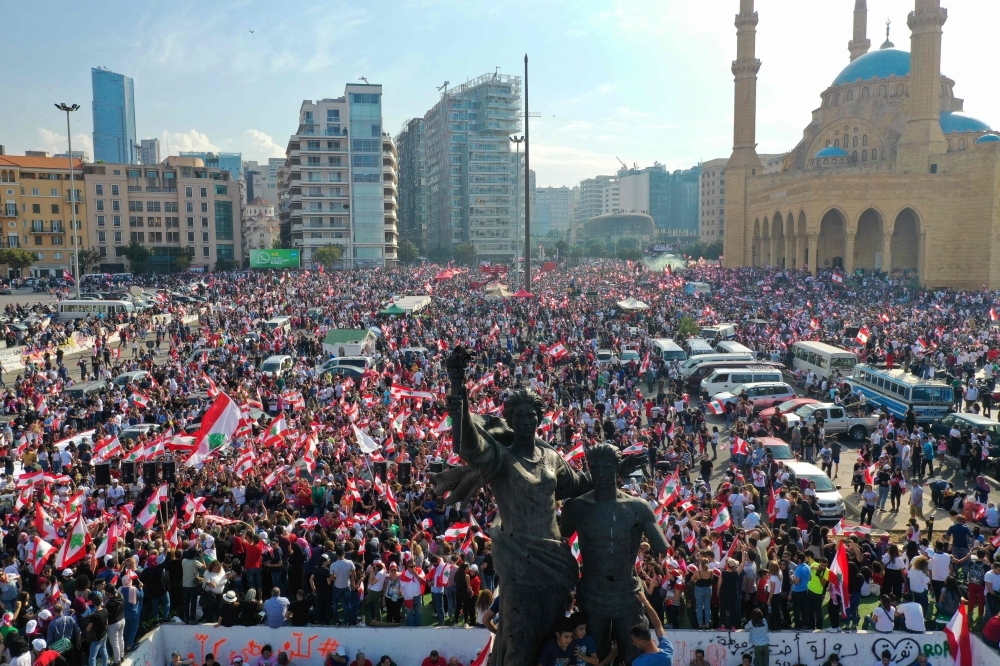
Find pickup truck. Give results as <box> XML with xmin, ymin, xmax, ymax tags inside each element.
<box><xmin>782</xmin><ymin>402</ymin><xmax>878</xmax><ymax>442</ymax></box>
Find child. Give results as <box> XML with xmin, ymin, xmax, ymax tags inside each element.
<box><xmin>537</xmin><ymin>618</ymin><xmax>577</xmax><ymax>666</ymax></box>
<box><xmin>568</xmin><ymin>612</ymin><xmax>598</xmax><ymax>666</ymax></box>
<box><xmin>744</xmin><ymin>608</ymin><xmax>769</xmax><ymax>666</ymax></box>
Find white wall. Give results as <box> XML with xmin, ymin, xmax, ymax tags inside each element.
<box><xmin>123</xmin><ymin>625</ymin><xmax>491</xmax><ymax>666</ymax></box>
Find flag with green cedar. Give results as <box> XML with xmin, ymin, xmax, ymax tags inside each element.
<box><xmin>137</xmin><ymin>483</ymin><xmax>169</xmax><ymax>529</ymax></box>
<box><xmin>55</xmin><ymin>514</ymin><xmax>91</xmax><ymax>570</ymax></box>
<box><xmin>185</xmin><ymin>392</ymin><xmax>242</xmax><ymax>467</ymax></box>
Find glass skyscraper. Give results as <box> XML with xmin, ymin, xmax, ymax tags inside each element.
<box><xmin>91</xmin><ymin>67</ymin><xmax>137</xmax><ymax>164</ymax></box>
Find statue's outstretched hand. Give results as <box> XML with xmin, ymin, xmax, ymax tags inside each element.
<box><xmin>619</xmin><ymin>453</ymin><xmax>648</xmax><ymax>478</ymax></box>
<box><xmin>430</xmin><ymin>465</ymin><xmax>485</xmax><ymax>507</ymax></box>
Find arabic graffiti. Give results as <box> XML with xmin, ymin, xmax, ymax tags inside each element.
<box><xmin>665</xmin><ymin>631</ymin><xmax>953</xmax><ymax>666</ymax></box>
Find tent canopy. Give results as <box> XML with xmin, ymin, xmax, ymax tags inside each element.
<box><xmin>484</xmin><ymin>284</ymin><xmax>512</xmax><ymax>300</ymax></box>
<box><xmin>616</xmin><ymin>297</ymin><xmax>650</xmax><ymax>311</ymax></box>
<box><xmin>379</xmin><ymin>304</ymin><xmax>406</xmax><ymax>315</ymax></box>
<box><xmin>512</xmin><ymin>289</ymin><xmax>534</xmax><ymax>299</ymax></box>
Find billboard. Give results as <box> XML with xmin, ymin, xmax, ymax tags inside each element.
<box><xmin>250</xmin><ymin>249</ymin><xmax>300</xmax><ymax>269</ymax></box>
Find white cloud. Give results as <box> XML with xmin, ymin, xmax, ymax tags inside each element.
<box><xmin>36</xmin><ymin>128</ymin><xmax>93</xmax><ymax>159</ymax></box>
<box><xmin>243</xmin><ymin>129</ymin><xmax>285</xmax><ymax>162</ymax></box>
<box><xmin>160</xmin><ymin>129</ymin><xmax>220</xmax><ymax>154</ymax></box>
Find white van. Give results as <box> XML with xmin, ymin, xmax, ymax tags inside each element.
<box><xmin>700</xmin><ymin>365</ymin><xmax>785</xmax><ymax>397</ymax></box>
<box><xmin>699</xmin><ymin>323</ymin><xmax>738</xmax><ymax>342</ymax></box>
<box><xmin>684</xmin><ymin>338</ymin><xmax>715</xmax><ymax>358</ymax></box>
<box><xmin>680</xmin><ymin>353</ymin><xmax>756</xmax><ymax>377</ymax></box>
<box><xmin>715</xmin><ymin>341</ymin><xmax>755</xmax><ymax>355</ymax></box>
<box><xmin>259</xmin><ymin>355</ymin><xmax>293</xmax><ymax>378</ymax></box>
<box><xmin>784</xmin><ymin>461</ymin><xmax>846</xmax><ymax>521</ymax></box>
<box><xmin>264</xmin><ymin>316</ymin><xmax>292</xmax><ymax>335</ymax></box>
<box><xmin>650</xmin><ymin>338</ymin><xmax>687</xmax><ymax>362</ymax></box>
<box><xmin>792</xmin><ymin>340</ymin><xmax>857</xmax><ymax>381</ymax></box>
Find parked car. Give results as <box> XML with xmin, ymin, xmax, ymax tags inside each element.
<box><xmin>752</xmin><ymin>436</ymin><xmax>795</xmax><ymax>460</ymax></box>
<box><xmin>712</xmin><ymin>382</ymin><xmax>797</xmax><ymax>412</ymax></box>
<box><xmin>929</xmin><ymin>412</ymin><xmax>1000</xmax><ymax>445</ymax></box>
<box><xmin>595</xmin><ymin>349</ymin><xmax>618</xmax><ymax>367</ymax></box>
<box><xmin>783</xmin><ymin>402</ymin><xmax>879</xmax><ymax>442</ymax></box>
<box><xmin>784</xmin><ymin>461</ymin><xmax>846</xmax><ymax>522</ymax></box>
<box><xmin>758</xmin><ymin>397</ymin><xmax>821</xmax><ymax>420</ymax></box>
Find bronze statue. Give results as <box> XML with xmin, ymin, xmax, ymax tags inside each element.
<box><xmin>559</xmin><ymin>443</ymin><xmax>669</xmax><ymax>665</ymax></box>
<box><xmin>434</xmin><ymin>347</ymin><xmax>647</xmax><ymax>666</ymax></box>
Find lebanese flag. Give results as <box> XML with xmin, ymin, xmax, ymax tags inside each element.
<box><xmin>183</xmin><ymin>494</ymin><xmax>207</xmax><ymax>526</ymax></box>
<box><xmin>622</xmin><ymin>443</ymin><xmax>647</xmax><ymax>456</ymax></box>
<box><xmin>658</xmin><ymin>471</ymin><xmax>681</xmax><ymax>506</ymax></box>
<box><xmin>34</xmin><ymin>505</ymin><xmax>60</xmax><ymax>542</ymax></box>
<box><xmin>164</xmin><ymin>514</ymin><xmax>181</xmax><ymax>548</ymax></box>
<box><xmin>863</xmin><ymin>462</ymin><xmax>879</xmax><ymax>485</ymax></box>
<box><xmin>831</xmin><ymin>272</ymin><xmax>844</xmax><ymax>284</ymax></box>
<box><xmin>137</xmin><ymin>483</ymin><xmax>169</xmax><ymax>528</ymax></box>
<box><xmin>263</xmin><ymin>468</ymin><xmax>284</xmax><ymax>490</ymax></box>
<box><xmin>945</xmin><ymin>602</ymin><xmax>972</xmax><ymax>666</ymax></box>
<box><xmin>95</xmin><ymin>522</ymin><xmax>119</xmax><ymax>559</ymax></box>
<box><xmin>54</xmin><ymin>514</ymin><xmax>91</xmax><ymax>570</ymax></box>
<box><xmin>62</xmin><ymin>268</ymin><xmax>74</xmax><ymax>282</ymax></box>
<box><xmin>709</xmin><ymin>507</ymin><xmax>733</xmax><ymax>532</ymax></box>
<box><xmin>829</xmin><ymin>540</ymin><xmax>851</xmax><ymax>618</ymax></box>
<box><xmin>235</xmin><ymin>449</ymin><xmax>256</xmax><ymax>478</ymax></box>
<box><xmin>707</xmin><ymin>400</ymin><xmax>726</xmax><ymax>416</ymax></box>
<box><xmin>384</xmin><ymin>485</ymin><xmax>400</xmax><ymax>515</ymax></box>
<box><xmin>856</xmin><ymin>326</ymin><xmax>871</xmax><ymax>345</ymax></box>
<box><xmin>684</xmin><ymin>530</ymin><xmax>697</xmax><ymax>550</ymax></box>
<box><xmin>731</xmin><ymin>437</ymin><xmax>748</xmax><ymax>455</ymax></box>
<box><xmin>33</xmin><ymin>394</ymin><xmax>49</xmax><ymax>416</ymax></box>
<box><xmin>27</xmin><ymin>536</ymin><xmax>55</xmax><ymax>576</ymax></box>
<box><xmin>185</xmin><ymin>392</ymin><xmax>242</xmax><ymax>466</ymax></box>
<box><xmin>433</xmin><ymin>415</ymin><xmax>452</xmax><ymax>433</ymax></box>
<box><xmin>131</xmin><ymin>392</ymin><xmax>150</xmax><ymax>409</ymax></box>
<box><xmin>991</xmin><ymin>308</ymin><xmax>999</xmax><ymax>323</ymax></box>
<box><xmin>93</xmin><ymin>435</ymin><xmax>123</xmax><ymax>463</ymax></box>
<box><xmin>264</xmin><ymin>416</ymin><xmax>288</xmax><ymax>445</ymax></box>
<box><xmin>390</xmin><ymin>383</ymin><xmax>435</xmax><ymax>401</ymax></box>
<box><xmin>809</xmin><ymin>318</ymin><xmax>820</xmax><ymax>331</ymax></box>
<box><xmin>444</xmin><ymin>522</ymin><xmax>471</xmax><ymax>542</ymax></box>
<box><xmin>562</xmin><ymin>442</ymin><xmax>585</xmax><ymax>463</ymax></box>
<box><xmin>639</xmin><ymin>351</ymin><xmax>650</xmax><ymax>375</ymax></box>
<box><xmin>202</xmin><ymin>373</ymin><xmax>220</xmax><ymax>398</ymax></box>
<box><xmin>568</xmin><ymin>533</ymin><xmax>582</xmax><ymax>564</ymax></box>
<box><xmin>548</xmin><ymin>343</ymin><xmax>568</xmax><ymax>361</ymax></box>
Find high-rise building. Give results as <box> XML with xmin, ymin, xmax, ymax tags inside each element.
<box><xmin>277</xmin><ymin>84</ymin><xmax>398</xmax><ymax>268</ymax></box>
<box><xmin>404</xmin><ymin>73</ymin><xmax>521</xmax><ymax>259</ymax></box>
<box><xmin>533</xmin><ymin>186</ymin><xmax>578</xmax><ymax>239</ymax></box>
<box><xmin>179</xmin><ymin>152</ymin><xmax>242</xmax><ymax>180</ymax></box>
<box><xmin>617</xmin><ymin>163</ymin><xmax>701</xmax><ymax>237</ymax></box>
<box><xmin>395</xmin><ymin>118</ymin><xmax>427</xmax><ymax>250</ymax></box>
<box><xmin>82</xmin><ymin>157</ymin><xmax>242</xmax><ymax>273</ymax></box>
<box><xmin>0</xmin><ymin>154</ymin><xmax>88</xmax><ymax>278</ymax></box>
<box><xmin>92</xmin><ymin>67</ymin><xmax>137</xmax><ymax>164</ymax></box>
<box><xmin>575</xmin><ymin>174</ymin><xmax>619</xmax><ymax>237</ymax></box>
<box><xmin>699</xmin><ymin>158</ymin><xmax>728</xmax><ymax>239</ymax></box>
<box><xmin>139</xmin><ymin>139</ymin><xmax>160</xmax><ymax>165</ymax></box>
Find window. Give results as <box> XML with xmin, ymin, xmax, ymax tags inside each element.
<box><xmin>112</xmin><ymin>199</ymin><xmax>120</xmax><ymax>211</ymax></box>
<box><xmin>201</xmin><ymin>217</ymin><xmax>209</xmax><ymax>228</ymax></box>
<box><xmin>95</xmin><ymin>184</ymin><xmax>104</xmax><ymax>196</ymax></box>
<box><xmin>34</xmin><ymin>236</ymin><xmax>42</xmax><ymax>246</ymax></box>
<box><xmin>99</xmin><ymin>247</ymin><xmax>107</xmax><ymax>258</ymax></box>
<box><xmin>862</xmin><ymin>86</ymin><xmax>869</xmax><ymax>99</ymax></box>
<box><xmin>351</xmin><ymin>93</ymin><xmax>380</xmax><ymax>104</ymax></box>
<box><xmin>31</xmin><ymin>188</ymin><xmax>39</xmax><ymax>196</ymax></box>
<box><xmin>217</xmin><ymin>244</ymin><xmax>234</xmax><ymax>262</ymax></box>
<box><xmin>896</xmin><ymin>83</ymin><xmax>904</xmax><ymax>96</ymax></box>
<box><xmin>98</xmin><ymin>231</ymin><xmax>107</xmax><ymax>243</ymax></box>
<box><xmin>128</xmin><ymin>170</ymin><xmax>140</xmax><ymax>178</ymax></box>
<box><xmin>862</xmin><ymin>150</ymin><xmax>868</xmax><ymax>161</ymax></box>
<box><xmin>852</xmin><ymin>136</ymin><xmax>858</xmax><ymax>148</ymax></box>
<box><xmin>111</xmin><ymin>184</ymin><xmax>119</xmax><ymax>196</ymax></box>
<box><xmin>186</xmin><ymin>217</ymin><xmax>194</xmax><ymax>227</ymax></box>
<box><xmin>113</xmin><ymin>215</ymin><xmax>121</xmax><ymax>227</ymax></box>
<box><xmin>879</xmin><ymin>85</ymin><xmax>887</xmax><ymax>97</ymax></box>
<box><xmin>862</xmin><ymin>135</ymin><xmax>868</xmax><ymax>147</ymax></box>
<box><xmin>201</xmin><ymin>202</ymin><xmax>208</xmax><ymax>213</ymax></box>
<box><xmin>148</xmin><ymin>232</ymin><xmax>162</xmax><ymax>243</ymax></box>
<box><xmin>202</xmin><ymin>231</ymin><xmax>210</xmax><ymax>243</ymax></box>
<box><xmin>187</xmin><ymin>231</ymin><xmax>195</xmax><ymax>242</ymax></box>
<box><xmin>307</xmin><ymin>141</ymin><xmax>320</xmax><ymax>150</ymax></box>
<box><xmin>50</xmin><ymin>188</ymin><xmax>58</xmax><ymax>196</ymax></box>
<box><xmin>846</xmin><ymin>89</ymin><xmax>854</xmax><ymax>101</ymax></box>
<box><xmin>114</xmin><ymin>231</ymin><xmax>122</xmax><ymax>243</ymax></box>
<box><xmin>327</xmin><ymin>109</ymin><xmax>339</xmax><ymax>121</ymax></box>
<box><xmin>31</xmin><ymin>204</ymin><xmax>41</xmax><ymax>214</ymax></box>
<box><xmin>307</xmin><ymin>156</ymin><xmax>320</xmax><ymax>166</ymax></box>
<box><xmin>215</xmin><ymin>185</ymin><xmax>227</xmax><ymax>195</ymax></box>
<box><xmin>872</xmin><ymin>149</ymin><xmax>877</xmax><ymax>160</ymax></box>
<box><xmin>165</xmin><ymin>202</ymin><xmax>178</xmax><ymax>212</ymax></box>
<box><xmin>128</xmin><ymin>201</ymin><xmax>141</xmax><ymax>211</ymax></box>
<box><xmin>145</xmin><ymin>170</ymin><xmax>158</xmax><ymax>178</ymax></box>
<box><xmin>200</xmin><ymin>187</ymin><xmax>207</xmax><ymax>197</ymax></box>
<box><xmin>853</xmin><ymin>151</ymin><xmax>857</xmax><ymax>162</ymax></box>
<box><xmin>146</xmin><ymin>201</ymin><xmax>161</xmax><ymax>212</ymax></box>
<box><xmin>96</xmin><ymin>199</ymin><xmax>105</xmax><ymax>211</ymax></box>
<box><xmin>185</xmin><ymin>186</ymin><xmax>193</xmax><ymax>197</ymax></box>
<box><xmin>130</xmin><ymin>232</ymin><xmax>145</xmax><ymax>243</ymax></box>
<box><xmin>166</xmin><ymin>232</ymin><xmax>179</xmax><ymax>242</ymax></box>
<box><xmin>202</xmin><ymin>246</ymin><xmax>210</xmax><ymax>258</ymax></box>
<box><xmin>185</xmin><ymin>201</ymin><xmax>193</xmax><ymax>212</ymax></box>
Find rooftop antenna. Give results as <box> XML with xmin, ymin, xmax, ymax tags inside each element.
<box><xmin>359</xmin><ymin>76</ymin><xmax>369</xmax><ymax>83</ymax></box>
<box><xmin>494</xmin><ymin>66</ymin><xmax>501</xmax><ymax>79</ymax></box>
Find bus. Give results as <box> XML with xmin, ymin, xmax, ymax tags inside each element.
<box><xmin>792</xmin><ymin>341</ymin><xmax>857</xmax><ymax>380</ymax></box>
<box><xmin>845</xmin><ymin>364</ymin><xmax>953</xmax><ymax>423</ymax></box>
<box><xmin>57</xmin><ymin>300</ymin><xmax>135</xmax><ymax>320</ymax></box>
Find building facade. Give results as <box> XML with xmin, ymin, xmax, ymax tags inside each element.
<box><xmin>81</xmin><ymin>156</ymin><xmax>241</xmax><ymax>273</ymax></box>
<box><xmin>92</xmin><ymin>67</ymin><xmax>137</xmax><ymax>164</ymax></box>
<box><xmin>617</xmin><ymin>163</ymin><xmax>701</xmax><ymax>237</ymax></box>
<box><xmin>573</xmin><ymin>175</ymin><xmax>619</xmax><ymax>242</ymax></box>
<box><xmin>276</xmin><ymin>84</ymin><xmax>398</xmax><ymax>268</ymax></box>
<box><xmin>533</xmin><ymin>186</ymin><xmax>578</xmax><ymax>239</ymax></box>
<box><xmin>0</xmin><ymin>155</ymin><xmax>87</xmax><ymax>278</ymax></box>
<box><xmin>242</xmin><ymin>196</ymin><xmax>280</xmax><ymax>257</ymax></box>
<box><xmin>139</xmin><ymin>139</ymin><xmax>160</xmax><ymax>166</ymax></box>
<box><xmin>724</xmin><ymin>0</ymin><xmax>1000</xmax><ymax>289</ymax></box>
<box><xmin>395</xmin><ymin>118</ymin><xmax>428</xmax><ymax>250</ymax></box>
<box><xmin>415</xmin><ymin>73</ymin><xmax>521</xmax><ymax>259</ymax></box>
<box><xmin>699</xmin><ymin>158</ymin><xmax>728</xmax><ymax>239</ymax></box>
<box><xmin>243</xmin><ymin>160</ymin><xmax>279</xmax><ymax>207</ymax></box>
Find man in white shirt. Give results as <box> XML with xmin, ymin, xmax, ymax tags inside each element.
<box><xmin>231</xmin><ymin>482</ymin><xmax>246</xmax><ymax>507</ymax></box>
<box><xmin>895</xmin><ymin>593</ymin><xmax>925</xmax><ymax>633</ymax></box>
<box><xmin>774</xmin><ymin>492</ymin><xmax>791</xmax><ymax>527</ymax></box>
<box><xmin>742</xmin><ymin>505</ymin><xmax>760</xmax><ymax>531</ymax></box>
<box><xmin>930</xmin><ymin>541</ymin><xmax>954</xmax><ymax>599</ymax></box>
<box><xmin>360</xmin><ymin>560</ymin><xmax>387</xmax><ymax>626</ymax></box>
<box><xmin>107</xmin><ymin>479</ymin><xmax>125</xmax><ymax>506</ymax></box>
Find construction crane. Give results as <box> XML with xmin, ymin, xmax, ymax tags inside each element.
<box><xmin>437</xmin><ymin>81</ymin><xmax>449</xmax><ymax>93</ymax></box>
<box><xmin>616</xmin><ymin>157</ymin><xmax>628</xmax><ymax>171</ymax></box>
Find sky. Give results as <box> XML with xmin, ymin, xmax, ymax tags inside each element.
<box><xmin>2</xmin><ymin>0</ymin><xmax>997</xmax><ymax>188</ymax></box>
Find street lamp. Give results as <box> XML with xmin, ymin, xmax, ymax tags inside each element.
<box><xmin>55</xmin><ymin>103</ymin><xmax>81</xmax><ymax>298</ymax></box>
<box><xmin>509</xmin><ymin>135</ymin><xmax>524</xmax><ymax>276</ymax></box>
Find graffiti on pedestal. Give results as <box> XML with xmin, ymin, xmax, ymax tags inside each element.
<box><xmin>190</xmin><ymin>632</ymin><xmax>334</xmax><ymax>666</ymax></box>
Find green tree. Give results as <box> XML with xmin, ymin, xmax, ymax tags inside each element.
<box><xmin>452</xmin><ymin>241</ymin><xmax>478</xmax><ymax>267</ymax></box>
<box><xmin>616</xmin><ymin>247</ymin><xmax>643</xmax><ymax>261</ymax></box>
<box><xmin>568</xmin><ymin>244</ymin><xmax>585</xmax><ymax>260</ymax></box>
<box><xmin>397</xmin><ymin>240</ymin><xmax>421</xmax><ymax>263</ymax></box>
<box><xmin>271</xmin><ymin>238</ymin><xmax>283</xmax><ymax>249</ymax></box>
<box><xmin>677</xmin><ymin>316</ymin><xmax>700</xmax><ymax>340</ymax></box>
<box><xmin>119</xmin><ymin>241</ymin><xmax>153</xmax><ymax>273</ymax></box>
<box><xmin>617</xmin><ymin>237</ymin><xmax>639</xmax><ymax>250</ymax></box>
<box><xmin>77</xmin><ymin>248</ymin><xmax>102</xmax><ymax>275</ymax></box>
<box><xmin>311</xmin><ymin>244</ymin><xmax>344</xmax><ymax>270</ymax></box>
<box><xmin>554</xmin><ymin>239</ymin><xmax>569</xmax><ymax>258</ymax></box>
<box><xmin>0</xmin><ymin>248</ymin><xmax>37</xmax><ymax>276</ymax></box>
<box><xmin>585</xmin><ymin>239</ymin><xmax>606</xmax><ymax>258</ymax></box>
<box><xmin>172</xmin><ymin>251</ymin><xmax>192</xmax><ymax>272</ymax></box>
<box><xmin>427</xmin><ymin>246</ymin><xmax>452</xmax><ymax>263</ymax></box>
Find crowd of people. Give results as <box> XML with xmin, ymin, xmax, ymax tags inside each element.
<box><xmin>0</xmin><ymin>260</ymin><xmax>999</xmax><ymax>666</ymax></box>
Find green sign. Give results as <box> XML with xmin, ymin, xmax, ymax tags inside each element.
<box><xmin>250</xmin><ymin>249</ymin><xmax>300</xmax><ymax>269</ymax></box>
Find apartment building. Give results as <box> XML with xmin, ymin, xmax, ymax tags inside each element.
<box><xmin>532</xmin><ymin>185</ymin><xmax>579</xmax><ymax>239</ymax></box>
<box><xmin>81</xmin><ymin>156</ymin><xmax>241</xmax><ymax>273</ymax></box>
<box><xmin>395</xmin><ymin>118</ymin><xmax>427</xmax><ymax>250</ymax></box>
<box><xmin>0</xmin><ymin>155</ymin><xmax>87</xmax><ymax>278</ymax></box>
<box><xmin>277</xmin><ymin>84</ymin><xmax>398</xmax><ymax>268</ymax></box>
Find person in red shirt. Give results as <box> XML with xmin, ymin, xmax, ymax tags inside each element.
<box><xmin>419</xmin><ymin>651</ymin><xmax>444</xmax><ymax>666</ymax></box>
<box><xmin>243</xmin><ymin>532</ymin><xmax>265</xmax><ymax>598</ymax></box>
<box><xmin>349</xmin><ymin>652</ymin><xmax>372</xmax><ymax>666</ymax></box>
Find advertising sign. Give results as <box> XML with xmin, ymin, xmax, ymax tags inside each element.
<box><xmin>250</xmin><ymin>249</ymin><xmax>300</xmax><ymax>269</ymax></box>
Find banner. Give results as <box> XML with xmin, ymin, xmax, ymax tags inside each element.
<box><xmin>250</xmin><ymin>249</ymin><xmax>301</xmax><ymax>269</ymax></box>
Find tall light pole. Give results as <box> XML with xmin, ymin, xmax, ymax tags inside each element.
<box><xmin>55</xmin><ymin>103</ymin><xmax>81</xmax><ymax>298</ymax></box>
<box><xmin>523</xmin><ymin>54</ymin><xmax>531</xmax><ymax>292</ymax></box>
<box><xmin>509</xmin><ymin>135</ymin><xmax>524</xmax><ymax>278</ymax></box>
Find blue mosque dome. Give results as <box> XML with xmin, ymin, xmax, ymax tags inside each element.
<box><xmin>976</xmin><ymin>134</ymin><xmax>1000</xmax><ymax>144</ymax></box>
<box><xmin>940</xmin><ymin>112</ymin><xmax>991</xmax><ymax>134</ymax></box>
<box><xmin>814</xmin><ymin>146</ymin><xmax>850</xmax><ymax>158</ymax></box>
<box><xmin>833</xmin><ymin>48</ymin><xmax>910</xmax><ymax>86</ymax></box>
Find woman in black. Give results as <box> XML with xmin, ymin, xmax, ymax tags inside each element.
<box><xmin>217</xmin><ymin>591</ymin><xmax>241</xmax><ymax>628</ymax></box>
<box><xmin>718</xmin><ymin>547</ymin><xmax>747</xmax><ymax>631</ymax></box>
<box><xmin>287</xmin><ymin>542</ymin><xmax>306</xmax><ymax>598</ymax></box>
<box><xmin>239</xmin><ymin>589</ymin><xmax>263</xmax><ymax>626</ymax></box>
<box><xmin>453</xmin><ymin>561</ymin><xmax>472</xmax><ymax>626</ymax></box>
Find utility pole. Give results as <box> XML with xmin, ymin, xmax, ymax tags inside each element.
<box><xmin>523</xmin><ymin>54</ymin><xmax>531</xmax><ymax>292</ymax></box>
<box><xmin>509</xmin><ymin>135</ymin><xmax>524</xmax><ymax>278</ymax></box>
<box><xmin>55</xmin><ymin>103</ymin><xmax>81</xmax><ymax>298</ymax></box>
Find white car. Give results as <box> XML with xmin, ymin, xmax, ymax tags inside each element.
<box><xmin>259</xmin><ymin>355</ymin><xmax>293</xmax><ymax>378</ymax></box>
<box><xmin>784</xmin><ymin>461</ymin><xmax>846</xmax><ymax>522</ymax></box>
<box><xmin>712</xmin><ymin>382</ymin><xmax>797</xmax><ymax>412</ymax></box>
<box><xmin>620</xmin><ymin>348</ymin><xmax>641</xmax><ymax>364</ymax></box>
<box><xmin>595</xmin><ymin>349</ymin><xmax>618</xmax><ymax>366</ymax></box>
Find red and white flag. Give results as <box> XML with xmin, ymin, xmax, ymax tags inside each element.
<box><xmin>831</xmin><ymin>272</ymin><xmax>844</xmax><ymax>284</ymax></box>
<box><xmin>568</xmin><ymin>533</ymin><xmax>582</xmax><ymax>564</ymax></box>
<box><xmin>390</xmin><ymin>383</ymin><xmax>435</xmax><ymax>401</ymax></box>
<box><xmin>707</xmin><ymin>400</ymin><xmax>726</xmax><ymax>416</ymax></box>
<box><xmin>93</xmin><ymin>436</ymin><xmax>123</xmax><ymax>463</ymax></box>
<box><xmin>54</xmin><ymin>514</ymin><xmax>91</xmax><ymax>570</ymax></box>
<box><xmin>829</xmin><ymin>540</ymin><xmax>851</xmax><ymax>619</ymax></box>
<box><xmin>164</xmin><ymin>514</ymin><xmax>181</xmax><ymax>548</ymax></box>
<box><xmin>27</xmin><ymin>536</ymin><xmax>55</xmax><ymax>576</ymax></box>
<box><xmin>548</xmin><ymin>343</ymin><xmax>568</xmax><ymax>361</ymax></box>
<box><xmin>856</xmin><ymin>326</ymin><xmax>871</xmax><ymax>345</ymax></box>
<box><xmin>137</xmin><ymin>483</ymin><xmax>169</xmax><ymax>528</ymax></box>
<box><xmin>709</xmin><ymin>507</ymin><xmax>732</xmax><ymax>532</ymax></box>
<box><xmin>443</xmin><ymin>522</ymin><xmax>471</xmax><ymax>542</ymax></box>
<box><xmin>95</xmin><ymin>522</ymin><xmax>120</xmax><ymax>559</ymax></box>
<box><xmin>562</xmin><ymin>442</ymin><xmax>585</xmax><ymax>463</ymax></box>
<box><xmin>34</xmin><ymin>505</ymin><xmax>60</xmax><ymax>542</ymax></box>
<box><xmin>131</xmin><ymin>392</ymin><xmax>150</xmax><ymax>409</ymax></box>
<box><xmin>731</xmin><ymin>437</ymin><xmax>748</xmax><ymax>456</ymax></box>
<box><xmin>990</xmin><ymin>308</ymin><xmax>998</xmax><ymax>323</ymax></box>
<box><xmin>202</xmin><ymin>373</ymin><xmax>220</xmax><ymax>398</ymax></box>
<box><xmin>944</xmin><ymin>601</ymin><xmax>972</xmax><ymax>666</ymax></box>
<box><xmin>809</xmin><ymin>318</ymin><xmax>820</xmax><ymax>331</ymax></box>
<box><xmin>235</xmin><ymin>449</ymin><xmax>256</xmax><ymax>478</ymax></box>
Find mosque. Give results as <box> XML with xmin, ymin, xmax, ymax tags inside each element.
<box><xmin>722</xmin><ymin>0</ymin><xmax>1000</xmax><ymax>289</ymax></box>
